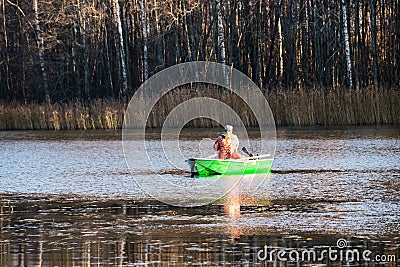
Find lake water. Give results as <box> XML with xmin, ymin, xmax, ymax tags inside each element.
<box><xmin>1</xmin><ymin>126</ymin><xmax>399</xmax><ymax>266</ymax></box>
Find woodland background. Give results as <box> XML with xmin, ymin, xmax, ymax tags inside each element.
<box><xmin>0</xmin><ymin>0</ymin><xmax>399</xmax><ymax>129</ymax></box>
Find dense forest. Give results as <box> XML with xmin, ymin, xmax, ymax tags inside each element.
<box><xmin>0</xmin><ymin>0</ymin><xmax>399</xmax><ymax>129</ymax></box>
<box><xmin>1</xmin><ymin>0</ymin><xmax>399</xmax><ymax>102</ymax></box>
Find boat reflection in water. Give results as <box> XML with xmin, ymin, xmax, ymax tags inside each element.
<box><xmin>1</xmin><ymin>127</ymin><xmax>400</xmax><ymax>266</ymax></box>
<box><xmin>1</xmin><ymin>186</ymin><xmax>399</xmax><ymax>266</ymax></box>
<box><xmin>222</xmin><ymin>174</ymin><xmax>271</xmax><ymax>239</ymax></box>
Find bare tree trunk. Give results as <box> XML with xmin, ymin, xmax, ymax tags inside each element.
<box><xmin>103</xmin><ymin>17</ymin><xmax>114</xmax><ymax>95</ymax></box>
<box><xmin>300</xmin><ymin>0</ymin><xmax>310</xmax><ymax>87</ymax></box>
<box><xmin>174</xmin><ymin>25</ymin><xmax>181</xmax><ymax>63</ymax></box>
<box><xmin>33</xmin><ymin>0</ymin><xmax>50</xmax><ymax>103</ymax></box>
<box><xmin>212</xmin><ymin>0</ymin><xmax>219</xmax><ymax>62</ymax></box>
<box><xmin>229</xmin><ymin>0</ymin><xmax>239</xmax><ymax>67</ymax></box>
<box><xmin>354</xmin><ymin>0</ymin><xmax>360</xmax><ymax>89</ymax></box>
<box><xmin>153</xmin><ymin>0</ymin><xmax>164</xmax><ymax>69</ymax></box>
<box><xmin>267</xmin><ymin>0</ymin><xmax>282</xmax><ymax>88</ymax></box>
<box><xmin>361</xmin><ymin>1</ymin><xmax>368</xmax><ymax>88</ymax></box>
<box><xmin>71</xmin><ymin>20</ymin><xmax>80</xmax><ymax>95</ymax></box>
<box><xmin>1</xmin><ymin>0</ymin><xmax>10</xmax><ymax>96</ymax></box>
<box><xmin>341</xmin><ymin>0</ymin><xmax>353</xmax><ymax>88</ymax></box>
<box><xmin>278</xmin><ymin>16</ymin><xmax>283</xmax><ymax>84</ymax></box>
<box><xmin>79</xmin><ymin>0</ymin><xmax>90</xmax><ymax>100</ymax></box>
<box><xmin>216</xmin><ymin>0</ymin><xmax>226</xmax><ymax>65</ymax></box>
<box><xmin>113</xmin><ymin>0</ymin><xmax>128</xmax><ymax>97</ymax></box>
<box><xmin>1</xmin><ymin>0</ymin><xmax>11</xmax><ymax>97</ymax></box>
<box><xmin>198</xmin><ymin>4</ymin><xmax>205</xmax><ymax>61</ymax></box>
<box><xmin>184</xmin><ymin>9</ymin><xmax>193</xmax><ymax>61</ymax></box>
<box><xmin>396</xmin><ymin>0</ymin><xmax>400</xmax><ymax>84</ymax></box>
<box><xmin>257</xmin><ymin>0</ymin><xmax>263</xmax><ymax>89</ymax></box>
<box><xmin>369</xmin><ymin>0</ymin><xmax>379</xmax><ymax>90</ymax></box>
<box><xmin>139</xmin><ymin>0</ymin><xmax>148</xmax><ymax>81</ymax></box>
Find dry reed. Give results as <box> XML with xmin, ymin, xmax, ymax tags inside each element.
<box><xmin>0</xmin><ymin>99</ymin><xmax>126</xmax><ymax>130</ymax></box>
<box><xmin>268</xmin><ymin>87</ymin><xmax>400</xmax><ymax>126</ymax></box>
<box><xmin>0</xmin><ymin>87</ymin><xmax>398</xmax><ymax>130</ymax></box>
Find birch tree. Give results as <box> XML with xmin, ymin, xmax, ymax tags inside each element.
<box><xmin>33</xmin><ymin>0</ymin><xmax>50</xmax><ymax>103</ymax></box>
<box><xmin>1</xmin><ymin>0</ymin><xmax>11</xmax><ymax>95</ymax></box>
<box><xmin>140</xmin><ymin>0</ymin><xmax>149</xmax><ymax>81</ymax></box>
<box><xmin>354</xmin><ymin>0</ymin><xmax>361</xmax><ymax>89</ymax></box>
<box><xmin>1</xmin><ymin>0</ymin><xmax>400</xmax><ymax>102</ymax></box>
<box><xmin>278</xmin><ymin>16</ymin><xmax>283</xmax><ymax>83</ymax></box>
<box><xmin>256</xmin><ymin>0</ymin><xmax>263</xmax><ymax>88</ymax></box>
<box><xmin>341</xmin><ymin>0</ymin><xmax>353</xmax><ymax>88</ymax></box>
<box><xmin>113</xmin><ymin>0</ymin><xmax>128</xmax><ymax>97</ymax></box>
<box><xmin>216</xmin><ymin>0</ymin><xmax>226</xmax><ymax>65</ymax></box>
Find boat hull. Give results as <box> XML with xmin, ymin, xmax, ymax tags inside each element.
<box><xmin>187</xmin><ymin>158</ymin><xmax>273</xmax><ymax>177</ymax></box>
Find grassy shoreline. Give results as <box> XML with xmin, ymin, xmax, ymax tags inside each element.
<box><xmin>1</xmin><ymin>87</ymin><xmax>399</xmax><ymax>130</ymax></box>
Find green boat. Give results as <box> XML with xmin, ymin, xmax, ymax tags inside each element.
<box><xmin>187</xmin><ymin>155</ymin><xmax>273</xmax><ymax>177</ymax></box>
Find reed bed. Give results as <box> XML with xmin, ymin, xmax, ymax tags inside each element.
<box><xmin>0</xmin><ymin>87</ymin><xmax>398</xmax><ymax>130</ymax></box>
<box><xmin>268</xmin><ymin>87</ymin><xmax>400</xmax><ymax>126</ymax></box>
<box><xmin>0</xmin><ymin>99</ymin><xmax>125</xmax><ymax>130</ymax></box>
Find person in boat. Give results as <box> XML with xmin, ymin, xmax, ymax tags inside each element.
<box><xmin>213</xmin><ymin>125</ymin><xmax>242</xmax><ymax>159</ymax></box>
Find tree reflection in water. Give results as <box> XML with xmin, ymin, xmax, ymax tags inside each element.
<box><xmin>0</xmin><ymin>196</ymin><xmax>399</xmax><ymax>266</ymax></box>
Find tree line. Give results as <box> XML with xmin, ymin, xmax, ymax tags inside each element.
<box><xmin>1</xmin><ymin>0</ymin><xmax>399</xmax><ymax>103</ymax></box>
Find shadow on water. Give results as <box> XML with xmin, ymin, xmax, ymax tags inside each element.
<box><xmin>272</xmin><ymin>169</ymin><xmax>400</xmax><ymax>174</ymax></box>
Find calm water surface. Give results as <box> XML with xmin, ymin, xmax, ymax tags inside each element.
<box><xmin>1</xmin><ymin>126</ymin><xmax>399</xmax><ymax>266</ymax></box>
